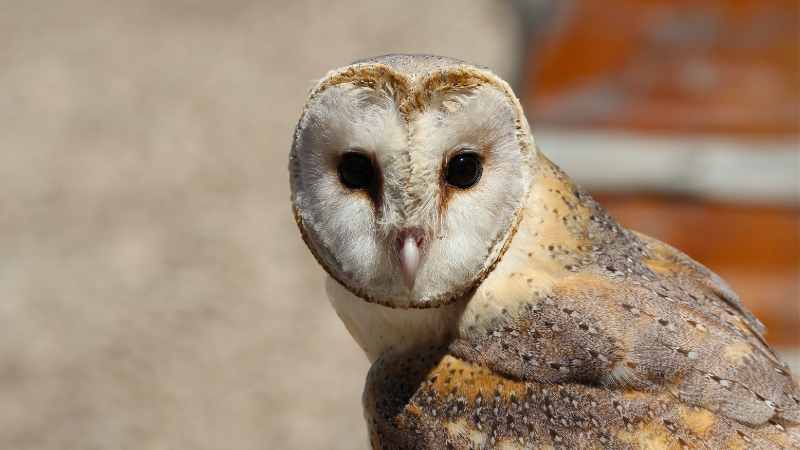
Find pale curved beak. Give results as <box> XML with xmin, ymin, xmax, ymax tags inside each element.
<box><xmin>395</xmin><ymin>228</ymin><xmax>424</xmax><ymax>290</ymax></box>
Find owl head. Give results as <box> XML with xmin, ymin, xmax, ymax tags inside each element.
<box><xmin>290</xmin><ymin>55</ymin><xmax>535</xmax><ymax>308</ymax></box>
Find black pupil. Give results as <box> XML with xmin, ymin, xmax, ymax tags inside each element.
<box><xmin>338</xmin><ymin>152</ymin><xmax>374</xmax><ymax>189</ymax></box>
<box><xmin>445</xmin><ymin>153</ymin><xmax>482</xmax><ymax>188</ymax></box>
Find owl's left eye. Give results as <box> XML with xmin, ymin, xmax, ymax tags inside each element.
<box><xmin>445</xmin><ymin>152</ymin><xmax>482</xmax><ymax>189</ymax></box>
<box><xmin>338</xmin><ymin>152</ymin><xmax>375</xmax><ymax>190</ymax></box>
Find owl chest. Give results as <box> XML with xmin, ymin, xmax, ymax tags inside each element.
<box><xmin>325</xmin><ymin>276</ymin><xmax>465</xmax><ymax>363</ymax></box>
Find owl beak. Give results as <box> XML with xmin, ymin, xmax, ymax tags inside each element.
<box><xmin>395</xmin><ymin>228</ymin><xmax>424</xmax><ymax>290</ymax></box>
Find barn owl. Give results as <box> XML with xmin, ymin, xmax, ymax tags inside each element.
<box><xmin>289</xmin><ymin>54</ymin><xmax>800</xmax><ymax>449</ymax></box>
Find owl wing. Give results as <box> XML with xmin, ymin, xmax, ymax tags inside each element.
<box><xmin>365</xmin><ymin>349</ymin><xmax>800</xmax><ymax>449</ymax></box>
<box><xmin>449</xmin><ymin>231</ymin><xmax>800</xmax><ymax>429</ymax></box>
<box><xmin>631</xmin><ymin>231</ymin><xmax>766</xmax><ymax>338</ymax></box>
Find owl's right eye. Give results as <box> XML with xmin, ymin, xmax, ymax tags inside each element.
<box><xmin>338</xmin><ymin>152</ymin><xmax>375</xmax><ymax>190</ymax></box>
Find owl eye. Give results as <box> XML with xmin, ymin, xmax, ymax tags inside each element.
<box><xmin>445</xmin><ymin>152</ymin><xmax>482</xmax><ymax>189</ymax></box>
<box><xmin>338</xmin><ymin>152</ymin><xmax>375</xmax><ymax>190</ymax></box>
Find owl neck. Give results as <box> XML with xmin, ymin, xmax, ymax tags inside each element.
<box><xmin>325</xmin><ymin>276</ymin><xmax>466</xmax><ymax>362</ymax></box>
<box><xmin>455</xmin><ymin>152</ymin><xmax>633</xmax><ymax>334</ymax></box>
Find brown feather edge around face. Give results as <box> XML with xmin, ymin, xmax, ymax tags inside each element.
<box><xmin>289</xmin><ymin>61</ymin><xmax>536</xmax><ymax>309</ymax></box>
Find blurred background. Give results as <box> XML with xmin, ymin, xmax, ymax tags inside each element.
<box><xmin>0</xmin><ymin>1</ymin><xmax>796</xmax><ymax>449</ymax></box>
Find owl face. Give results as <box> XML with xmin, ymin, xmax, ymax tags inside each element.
<box><xmin>291</xmin><ymin>60</ymin><xmax>533</xmax><ymax>308</ymax></box>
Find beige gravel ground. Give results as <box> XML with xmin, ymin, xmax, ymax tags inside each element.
<box><xmin>0</xmin><ymin>2</ymin><xmax>518</xmax><ymax>449</ymax></box>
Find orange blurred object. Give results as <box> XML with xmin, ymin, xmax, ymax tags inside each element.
<box><xmin>524</xmin><ymin>0</ymin><xmax>800</xmax><ymax>137</ymax></box>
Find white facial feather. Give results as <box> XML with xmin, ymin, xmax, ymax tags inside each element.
<box><xmin>407</xmin><ymin>87</ymin><xmax>526</xmax><ymax>300</ymax></box>
<box><xmin>290</xmin><ymin>61</ymin><xmax>533</xmax><ymax>308</ymax></box>
<box><xmin>294</xmin><ymin>83</ymin><xmax>404</xmax><ymax>285</ymax></box>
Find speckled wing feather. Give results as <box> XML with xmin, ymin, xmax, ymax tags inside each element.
<box><xmin>449</xmin><ymin>212</ymin><xmax>799</xmax><ymax>429</ymax></box>
<box><xmin>365</xmin><ymin>349</ymin><xmax>800</xmax><ymax>449</ymax></box>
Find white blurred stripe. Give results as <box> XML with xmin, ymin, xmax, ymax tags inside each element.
<box><xmin>535</xmin><ymin>127</ymin><xmax>800</xmax><ymax>204</ymax></box>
